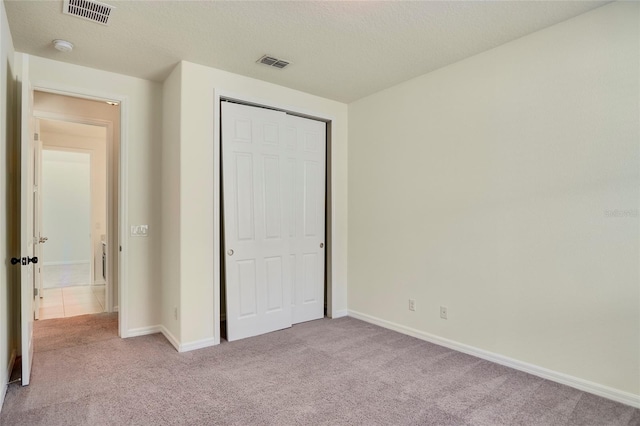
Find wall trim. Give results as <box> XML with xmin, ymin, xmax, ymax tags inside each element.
<box><xmin>158</xmin><ymin>325</ymin><xmax>215</xmax><ymax>353</ymax></box>
<box><xmin>125</xmin><ymin>325</ymin><xmax>161</xmax><ymax>338</ymax></box>
<box><xmin>159</xmin><ymin>325</ymin><xmax>180</xmax><ymax>352</ymax></box>
<box><xmin>30</xmin><ymin>78</ymin><xmax>128</xmax><ymax>339</ymax></box>
<box><xmin>178</xmin><ymin>337</ymin><xmax>216</xmax><ymax>353</ymax></box>
<box><xmin>347</xmin><ymin>309</ymin><xmax>640</xmax><ymax>409</ymax></box>
<box><xmin>331</xmin><ymin>309</ymin><xmax>348</xmax><ymax>319</ymax></box>
<box><xmin>0</xmin><ymin>349</ymin><xmax>17</xmax><ymax>413</ymax></box>
<box><xmin>124</xmin><ymin>325</ymin><xmax>211</xmax><ymax>355</ymax></box>
<box><xmin>0</xmin><ymin>383</ymin><xmax>5</xmax><ymax>415</ymax></box>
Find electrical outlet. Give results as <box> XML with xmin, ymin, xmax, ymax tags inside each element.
<box><xmin>174</xmin><ymin>307</ymin><xmax>178</xmax><ymax>320</ymax></box>
<box><xmin>409</xmin><ymin>299</ymin><xmax>416</xmax><ymax>312</ymax></box>
<box><xmin>440</xmin><ymin>306</ymin><xmax>448</xmax><ymax>319</ymax></box>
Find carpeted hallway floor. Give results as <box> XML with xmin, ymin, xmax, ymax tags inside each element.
<box><xmin>0</xmin><ymin>314</ymin><xmax>638</xmax><ymax>425</ymax></box>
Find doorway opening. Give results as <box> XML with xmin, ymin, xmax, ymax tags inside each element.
<box><xmin>33</xmin><ymin>91</ymin><xmax>120</xmax><ymax>322</ymax></box>
<box><xmin>38</xmin><ymin>124</ymin><xmax>107</xmax><ymax>319</ymax></box>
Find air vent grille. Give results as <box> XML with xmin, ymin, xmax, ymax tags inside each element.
<box><xmin>257</xmin><ymin>55</ymin><xmax>291</xmax><ymax>70</ymax></box>
<box><xmin>63</xmin><ymin>0</ymin><xmax>114</xmax><ymax>25</ymax></box>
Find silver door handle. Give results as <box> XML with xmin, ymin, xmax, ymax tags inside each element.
<box><xmin>227</xmin><ymin>249</ymin><xmax>234</xmax><ymax>256</ymax></box>
<box><xmin>39</xmin><ymin>237</ymin><xmax>48</xmax><ymax>244</ymax></box>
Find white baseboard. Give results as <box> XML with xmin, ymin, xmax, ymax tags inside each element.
<box><xmin>125</xmin><ymin>325</ymin><xmax>161</xmax><ymax>338</ymax></box>
<box><xmin>331</xmin><ymin>309</ymin><xmax>348</xmax><ymax>318</ymax></box>
<box><xmin>159</xmin><ymin>325</ymin><xmax>180</xmax><ymax>352</ymax></box>
<box><xmin>160</xmin><ymin>326</ymin><xmax>215</xmax><ymax>352</ymax></box>
<box><xmin>178</xmin><ymin>337</ymin><xmax>216</xmax><ymax>353</ymax></box>
<box><xmin>347</xmin><ymin>309</ymin><xmax>640</xmax><ymax>409</ymax></box>
<box><xmin>126</xmin><ymin>324</ymin><xmax>216</xmax><ymax>354</ymax></box>
<box><xmin>0</xmin><ymin>349</ymin><xmax>17</xmax><ymax>414</ymax></box>
<box><xmin>0</xmin><ymin>382</ymin><xmax>5</xmax><ymax>415</ymax></box>
<box><xmin>43</xmin><ymin>260</ymin><xmax>91</xmax><ymax>266</ymax></box>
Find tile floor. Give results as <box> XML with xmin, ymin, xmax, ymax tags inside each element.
<box><xmin>39</xmin><ymin>285</ymin><xmax>106</xmax><ymax>320</ymax></box>
<box><xmin>43</xmin><ymin>263</ymin><xmax>92</xmax><ymax>288</ymax></box>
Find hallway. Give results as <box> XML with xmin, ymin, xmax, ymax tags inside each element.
<box><xmin>39</xmin><ymin>285</ymin><xmax>105</xmax><ymax>320</ymax></box>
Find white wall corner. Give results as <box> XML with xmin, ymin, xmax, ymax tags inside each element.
<box><xmin>160</xmin><ymin>325</ymin><xmax>181</xmax><ymax>352</ymax></box>
<box><xmin>347</xmin><ymin>310</ymin><xmax>640</xmax><ymax>409</ymax></box>
<box><xmin>159</xmin><ymin>325</ymin><xmax>215</xmax><ymax>353</ymax></box>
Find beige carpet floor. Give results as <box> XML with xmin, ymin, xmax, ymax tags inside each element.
<box><xmin>0</xmin><ymin>314</ymin><xmax>638</xmax><ymax>425</ymax></box>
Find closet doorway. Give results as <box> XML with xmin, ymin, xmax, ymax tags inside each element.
<box><xmin>220</xmin><ymin>101</ymin><xmax>327</xmax><ymax>342</ymax></box>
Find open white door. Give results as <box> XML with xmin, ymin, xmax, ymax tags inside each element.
<box><xmin>222</xmin><ymin>102</ymin><xmax>292</xmax><ymax>341</ymax></box>
<box><xmin>19</xmin><ymin>54</ymin><xmax>35</xmax><ymax>386</ymax></box>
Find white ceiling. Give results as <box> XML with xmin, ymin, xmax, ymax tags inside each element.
<box><xmin>4</xmin><ymin>1</ymin><xmax>610</xmax><ymax>103</ymax></box>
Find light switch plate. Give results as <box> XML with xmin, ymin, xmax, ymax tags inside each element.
<box><xmin>130</xmin><ymin>225</ymin><xmax>149</xmax><ymax>237</ymax></box>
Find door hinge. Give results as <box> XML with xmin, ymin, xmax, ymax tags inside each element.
<box><xmin>34</xmin><ymin>132</ymin><xmax>39</xmax><ymax>141</ymax></box>
<box><xmin>34</xmin><ymin>288</ymin><xmax>38</xmax><ymax>298</ymax></box>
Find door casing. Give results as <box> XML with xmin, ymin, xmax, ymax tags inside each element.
<box><xmin>213</xmin><ymin>89</ymin><xmax>337</xmax><ymax>345</ymax></box>
<box><xmin>29</xmin><ymin>79</ymin><xmax>129</xmax><ymax>338</ymax></box>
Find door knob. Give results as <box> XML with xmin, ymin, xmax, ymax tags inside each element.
<box><xmin>227</xmin><ymin>249</ymin><xmax>234</xmax><ymax>256</ymax></box>
<box><xmin>320</xmin><ymin>243</ymin><xmax>324</xmax><ymax>248</ymax></box>
<box><xmin>39</xmin><ymin>236</ymin><xmax>48</xmax><ymax>243</ymax></box>
<box><xmin>10</xmin><ymin>256</ymin><xmax>38</xmax><ymax>265</ymax></box>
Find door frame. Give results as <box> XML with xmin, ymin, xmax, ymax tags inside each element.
<box><xmin>213</xmin><ymin>89</ymin><xmax>336</xmax><ymax>345</ymax></box>
<box><xmin>33</xmin><ymin>131</ymin><xmax>42</xmax><ymax>321</ymax></box>
<box><xmin>30</xmin><ymin>80</ymin><xmax>128</xmax><ymax>337</ymax></box>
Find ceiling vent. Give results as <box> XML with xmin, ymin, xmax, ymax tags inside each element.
<box><xmin>257</xmin><ymin>55</ymin><xmax>290</xmax><ymax>70</ymax></box>
<box><xmin>63</xmin><ymin>0</ymin><xmax>114</xmax><ymax>25</ymax></box>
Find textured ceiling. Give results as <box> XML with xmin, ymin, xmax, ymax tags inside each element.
<box><xmin>4</xmin><ymin>1</ymin><xmax>610</xmax><ymax>103</ymax></box>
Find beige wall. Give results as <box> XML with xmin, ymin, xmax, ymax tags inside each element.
<box><xmin>348</xmin><ymin>1</ymin><xmax>639</xmax><ymax>397</ymax></box>
<box><xmin>29</xmin><ymin>57</ymin><xmax>163</xmax><ymax>333</ymax></box>
<box><xmin>0</xmin><ymin>0</ymin><xmax>16</xmax><ymax>406</ymax></box>
<box><xmin>163</xmin><ymin>61</ymin><xmax>349</xmax><ymax>347</ymax></box>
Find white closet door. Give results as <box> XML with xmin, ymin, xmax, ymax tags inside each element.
<box><xmin>222</xmin><ymin>102</ymin><xmax>291</xmax><ymax>342</ymax></box>
<box><xmin>284</xmin><ymin>115</ymin><xmax>326</xmax><ymax>324</ymax></box>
